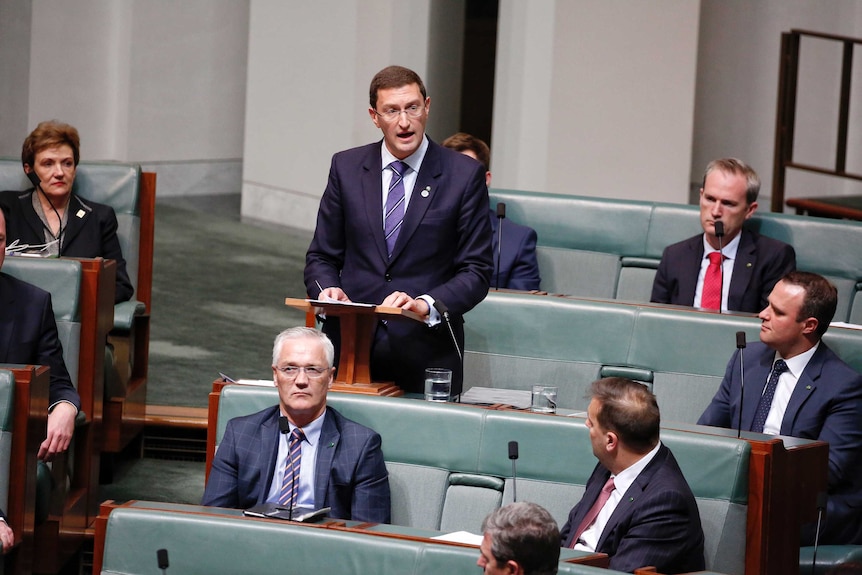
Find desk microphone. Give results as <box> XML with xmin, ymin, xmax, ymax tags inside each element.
<box><xmin>26</xmin><ymin>171</ymin><xmax>66</xmax><ymax>252</ymax></box>
<box><xmin>495</xmin><ymin>202</ymin><xmax>506</xmax><ymax>290</ymax></box>
<box><xmin>735</xmin><ymin>331</ymin><xmax>746</xmax><ymax>438</ymax></box>
<box><xmin>508</xmin><ymin>441</ymin><xmax>519</xmax><ymax>503</ymax></box>
<box><xmin>156</xmin><ymin>548</ymin><xmax>169</xmax><ymax>573</ymax></box>
<box><xmin>811</xmin><ymin>492</ymin><xmax>828</xmax><ymax>575</ymax></box>
<box><xmin>714</xmin><ymin>220</ymin><xmax>725</xmax><ymax>313</ymax></box>
<box><xmin>433</xmin><ymin>299</ymin><xmax>463</xmax><ymax>364</ymax></box>
<box><xmin>278</xmin><ymin>417</ymin><xmax>297</xmax><ymax>521</ymax></box>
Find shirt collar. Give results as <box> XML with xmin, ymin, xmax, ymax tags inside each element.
<box><xmin>702</xmin><ymin>231</ymin><xmax>741</xmax><ymax>261</ymax></box>
<box><xmin>283</xmin><ymin>409</ymin><xmax>326</xmax><ymax>446</ymax></box>
<box><xmin>380</xmin><ymin>134</ymin><xmax>429</xmax><ymax>175</ymax></box>
<box><xmin>613</xmin><ymin>441</ymin><xmax>662</xmax><ymax>496</ymax></box>
<box><xmin>774</xmin><ymin>341</ymin><xmax>820</xmax><ymax>377</ymax></box>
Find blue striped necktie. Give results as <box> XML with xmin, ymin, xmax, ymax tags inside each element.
<box><xmin>384</xmin><ymin>160</ymin><xmax>407</xmax><ymax>256</ymax></box>
<box><xmin>278</xmin><ymin>427</ymin><xmax>305</xmax><ymax>507</ymax></box>
<box><xmin>751</xmin><ymin>359</ymin><xmax>788</xmax><ymax>433</ymax></box>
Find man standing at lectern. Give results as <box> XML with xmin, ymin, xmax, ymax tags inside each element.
<box><xmin>304</xmin><ymin>65</ymin><xmax>493</xmax><ymax>396</ymax></box>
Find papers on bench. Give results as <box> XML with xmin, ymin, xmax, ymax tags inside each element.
<box><xmin>244</xmin><ymin>503</ymin><xmax>331</xmax><ymax>523</ymax></box>
<box><xmin>459</xmin><ymin>387</ymin><xmax>532</xmax><ymax>409</ymax></box>
<box><xmin>432</xmin><ymin>531</ymin><xmax>483</xmax><ymax>545</ymax></box>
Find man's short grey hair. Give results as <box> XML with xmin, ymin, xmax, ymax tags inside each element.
<box><xmin>482</xmin><ymin>502</ymin><xmax>560</xmax><ymax>575</ymax></box>
<box><xmin>702</xmin><ymin>158</ymin><xmax>761</xmax><ymax>204</ymax></box>
<box><xmin>271</xmin><ymin>327</ymin><xmax>334</xmax><ymax>367</ymax></box>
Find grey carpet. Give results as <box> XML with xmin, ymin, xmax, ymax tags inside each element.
<box><xmin>148</xmin><ymin>195</ymin><xmax>313</xmax><ymax>407</ymax></box>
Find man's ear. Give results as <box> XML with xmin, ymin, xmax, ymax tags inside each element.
<box><xmin>606</xmin><ymin>431</ymin><xmax>619</xmax><ymax>452</ymax></box>
<box><xmin>503</xmin><ymin>559</ymin><xmax>522</xmax><ymax>575</ymax></box>
<box><xmin>801</xmin><ymin>316</ymin><xmax>819</xmax><ymax>336</ymax></box>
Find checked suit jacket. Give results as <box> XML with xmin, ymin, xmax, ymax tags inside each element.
<box><xmin>202</xmin><ymin>405</ymin><xmax>390</xmax><ymax>523</ymax></box>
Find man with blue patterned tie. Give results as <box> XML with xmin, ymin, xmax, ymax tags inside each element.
<box><xmin>699</xmin><ymin>272</ymin><xmax>862</xmax><ymax>545</ymax></box>
<box><xmin>202</xmin><ymin>327</ymin><xmax>391</xmax><ymax>522</ymax></box>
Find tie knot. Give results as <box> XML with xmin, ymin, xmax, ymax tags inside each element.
<box><xmin>389</xmin><ymin>160</ymin><xmax>407</xmax><ymax>177</ymax></box>
<box><xmin>602</xmin><ymin>477</ymin><xmax>615</xmax><ymax>494</ymax></box>
<box><xmin>772</xmin><ymin>359</ymin><xmax>788</xmax><ymax>375</ymax></box>
<box><xmin>291</xmin><ymin>427</ymin><xmax>306</xmax><ymax>444</ymax></box>
<box><xmin>708</xmin><ymin>252</ymin><xmax>724</xmax><ymax>265</ymax></box>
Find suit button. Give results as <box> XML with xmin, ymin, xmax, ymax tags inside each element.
<box><xmin>385</xmin><ymin>274</ymin><xmax>392</xmax><ymax>282</ymax></box>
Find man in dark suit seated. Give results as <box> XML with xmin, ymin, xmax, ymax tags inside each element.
<box><xmin>699</xmin><ymin>271</ymin><xmax>862</xmax><ymax>545</ymax></box>
<box><xmin>478</xmin><ymin>502</ymin><xmax>560</xmax><ymax>575</ymax></box>
<box><xmin>560</xmin><ymin>377</ymin><xmax>705</xmax><ymax>574</ymax></box>
<box><xmin>0</xmin><ymin>205</ymin><xmax>81</xmax><ymax>462</ymax></box>
<box><xmin>651</xmin><ymin>158</ymin><xmax>795</xmax><ymax>312</ymax></box>
<box><xmin>202</xmin><ymin>327</ymin><xmax>391</xmax><ymax>523</ymax></box>
<box><xmin>305</xmin><ymin>66</ymin><xmax>493</xmax><ymax>396</ymax></box>
<box><xmin>441</xmin><ymin>132</ymin><xmax>541</xmax><ymax>291</ymax></box>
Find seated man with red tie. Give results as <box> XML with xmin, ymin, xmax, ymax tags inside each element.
<box><xmin>699</xmin><ymin>272</ymin><xmax>862</xmax><ymax>545</ymax></box>
<box><xmin>651</xmin><ymin>158</ymin><xmax>795</xmax><ymax>313</ymax></box>
<box><xmin>560</xmin><ymin>377</ymin><xmax>705</xmax><ymax>574</ymax></box>
<box><xmin>201</xmin><ymin>327</ymin><xmax>391</xmax><ymax>523</ymax></box>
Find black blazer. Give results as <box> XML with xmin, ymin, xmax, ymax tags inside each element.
<box><xmin>0</xmin><ymin>273</ymin><xmax>80</xmax><ymax>410</ymax></box>
<box><xmin>0</xmin><ymin>189</ymin><xmax>133</xmax><ymax>303</ymax></box>
<box><xmin>560</xmin><ymin>445</ymin><xmax>705</xmax><ymax>574</ymax></box>
<box><xmin>651</xmin><ymin>229</ymin><xmax>795</xmax><ymax>313</ymax></box>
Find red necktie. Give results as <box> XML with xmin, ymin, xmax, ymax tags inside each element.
<box><xmin>701</xmin><ymin>252</ymin><xmax>724</xmax><ymax>310</ymax></box>
<box><xmin>571</xmin><ymin>476</ymin><xmax>615</xmax><ymax>547</ymax></box>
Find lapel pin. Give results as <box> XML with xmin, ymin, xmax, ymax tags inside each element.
<box><xmin>76</xmin><ymin>209</ymin><xmax>86</xmax><ymax>219</ymax></box>
<box><xmin>421</xmin><ymin>186</ymin><xmax>430</xmax><ymax>198</ymax></box>
<box><xmin>746</xmin><ymin>263</ymin><xmax>752</xmax><ymax>268</ymax></box>
<box><xmin>328</xmin><ymin>442</ymin><xmax>335</xmax><ymax>448</ymax></box>
<box><xmin>806</xmin><ymin>385</ymin><xmax>811</xmax><ymax>390</ymax></box>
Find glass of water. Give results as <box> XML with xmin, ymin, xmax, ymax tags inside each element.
<box><xmin>424</xmin><ymin>368</ymin><xmax>452</xmax><ymax>402</ymax></box>
<box><xmin>531</xmin><ymin>385</ymin><xmax>558</xmax><ymax>413</ymax></box>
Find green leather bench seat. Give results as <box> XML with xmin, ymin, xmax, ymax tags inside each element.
<box><xmin>490</xmin><ymin>189</ymin><xmax>862</xmax><ymax>321</ymax></box>
<box><xmin>214</xmin><ymin>387</ymin><xmax>750</xmax><ymax>575</ymax></box>
<box><xmin>463</xmin><ymin>291</ymin><xmax>862</xmax><ymax>424</ymax></box>
<box><xmin>0</xmin><ymin>370</ymin><xmax>12</xmax><ymax>523</ymax></box>
<box><xmin>2</xmin><ymin>258</ymin><xmax>82</xmax><ymax>389</ymax></box>
<box><xmin>99</xmin><ymin>505</ymin><xmax>625</xmax><ymax>575</ymax></box>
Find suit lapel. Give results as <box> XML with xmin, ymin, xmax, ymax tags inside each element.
<box><xmin>728</xmin><ymin>231</ymin><xmax>756</xmax><ymax>310</ymax></box>
<box><xmin>678</xmin><ymin>236</ymin><xmax>704</xmax><ymax>305</ymax></box>
<box><xmin>60</xmin><ymin>195</ymin><xmax>91</xmax><ymax>251</ymax></box>
<box><xmin>360</xmin><ymin>142</ymin><xmax>389</xmax><ymax>264</ymax></box>
<box><xmin>18</xmin><ymin>190</ymin><xmax>47</xmax><ymax>241</ymax></box>
<box><xmin>742</xmin><ymin>347</ymin><xmax>775</xmax><ymax>431</ymax></box>
<box><xmin>258</xmin><ymin>409</ymin><xmax>280</xmax><ymax>503</ymax></box>
<box><xmin>0</xmin><ymin>275</ymin><xmax>16</xmax><ymax>362</ymax></box>
<box><xmin>314</xmin><ymin>408</ymin><xmax>340</xmax><ymax>509</ymax></box>
<box><xmin>388</xmin><ymin>141</ymin><xmax>441</xmax><ymax>264</ymax></box>
<box><xmin>780</xmin><ymin>345</ymin><xmax>824</xmax><ymax>435</ymax></box>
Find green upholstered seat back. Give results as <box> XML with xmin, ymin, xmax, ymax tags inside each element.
<box><xmin>0</xmin><ymin>370</ymin><xmax>13</xmax><ymax>520</ymax></box>
<box><xmin>100</xmin><ymin>504</ymin><xmax>628</xmax><ymax>575</ymax></box>
<box><xmin>2</xmin><ymin>258</ymin><xmax>82</xmax><ymax>388</ymax></box>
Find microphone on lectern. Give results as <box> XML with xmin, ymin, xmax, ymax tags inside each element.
<box><xmin>508</xmin><ymin>441</ymin><xmax>519</xmax><ymax>503</ymax></box>
<box><xmin>156</xmin><ymin>549</ymin><xmax>169</xmax><ymax>574</ymax></box>
<box><xmin>714</xmin><ymin>220</ymin><xmax>725</xmax><ymax>313</ymax></box>
<box><xmin>735</xmin><ymin>331</ymin><xmax>746</xmax><ymax>438</ymax></box>
<box><xmin>495</xmin><ymin>203</ymin><xmax>506</xmax><ymax>290</ymax></box>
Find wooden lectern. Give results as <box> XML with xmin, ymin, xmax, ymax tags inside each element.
<box><xmin>284</xmin><ymin>297</ymin><xmax>423</xmax><ymax>396</ymax></box>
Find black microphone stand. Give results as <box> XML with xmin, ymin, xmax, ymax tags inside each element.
<box><xmin>735</xmin><ymin>331</ymin><xmax>746</xmax><ymax>438</ymax></box>
<box><xmin>495</xmin><ymin>203</ymin><xmax>506</xmax><ymax>290</ymax></box>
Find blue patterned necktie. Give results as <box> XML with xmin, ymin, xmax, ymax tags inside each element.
<box><xmin>384</xmin><ymin>161</ymin><xmax>407</xmax><ymax>256</ymax></box>
<box><xmin>278</xmin><ymin>427</ymin><xmax>305</xmax><ymax>507</ymax></box>
<box><xmin>751</xmin><ymin>359</ymin><xmax>788</xmax><ymax>433</ymax></box>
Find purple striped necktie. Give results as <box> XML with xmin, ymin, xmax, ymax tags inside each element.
<box><xmin>278</xmin><ymin>427</ymin><xmax>305</xmax><ymax>508</ymax></box>
<box><xmin>384</xmin><ymin>160</ymin><xmax>407</xmax><ymax>256</ymax></box>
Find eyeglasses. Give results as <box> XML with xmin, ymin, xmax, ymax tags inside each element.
<box><xmin>275</xmin><ymin>365</ymin><xmax>330</xmax><ymax>380</ymax></box>
<box><xmin>373</xmin><ymin>104</ymin><xmax>425</xmax><ymax>122</ymax></box>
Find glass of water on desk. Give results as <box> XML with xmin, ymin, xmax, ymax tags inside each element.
<box><xmin>531</xmin><ymin>385</ymin><xmax>558</xmax><ymax>413</ymax></box>
<box><xmin>424</xmin><ymin>368</ymin><xmax>452</xmax><ymax>402</ymax></box>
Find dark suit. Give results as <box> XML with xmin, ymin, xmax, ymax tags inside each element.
<box><xmin>489</xmin><ymin>210</ymin><xmax>540</xmax><ymax>291</ymax></box>
<box><xmin>304</xmin><ymin>139</ymin><xmax>493</xmax><ymax>395</ymax></box>
<box><xmin>0</xmin><ymin>189</ymin><xmax>133</xmax><ymax>303</ymax></box>
<box><xmin>651</xmin><ymin>229</ymin><xmax>795</xmax><ymax>313</ymax></box>
<box><xmin>699</xmin><ymin>341</ymin><xmax>862</xmax><ymax>544</ymax></box>
<box><xmin>201</xmin><ymin>405</ymin><xmax>391</xmax><ymax>523</ymax></box>
<box><xmin>0</xmin><ymin>273</ymin><xmax>80</xmax><ymax>410</ymax></box>
<box><xmin>560</xmin><ymin>445</ymin><xmax>705</xmax><ymax>574</ymax></box>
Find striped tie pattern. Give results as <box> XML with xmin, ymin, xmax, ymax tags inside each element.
<box><xmin>278</xmin><ymin>427</ymin><xmax>305</xmax><ymax>508</ymax></box>
<box><xmin>384</xmin><ymin>160</ymin><xmax>407</xmax><ymax>256</ymax></box>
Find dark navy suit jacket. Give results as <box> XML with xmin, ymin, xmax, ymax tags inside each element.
<box><xmin>489</xmin><ymin>210</ymin><xmax>540</xmax><ymax>291</ymax></box>
<box><xmin>304</xmin><ymin>139</ymin><xmax>493</xmax><ymax>395</ymax></box>
<box><xmin>0</xmin><ymin>273</ymin><xmax>80</xmax><ymax>410</ymax></box>
<box><xmin>560</xmin><ymin>445</ymin><xmax>705</xmax><ymax>574</ymax></box>
<box><xmin>651</xmin><ymin>229</ymin><xmax>795</xmax><ymax>313</ymax></box>
<box><xmin>201</xmin><ymin>405</ymin><xmax>391</xmax><ymax>523</ymax></box>
<box><xmin>0</xmin><ymin>189</ymin><xmax>133</xmax><ymax>303</ymax></box>
<box><xmin>699</xmin><ymin>341</ymin><xmax>862</xmax><ymax>544</ymax></box>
